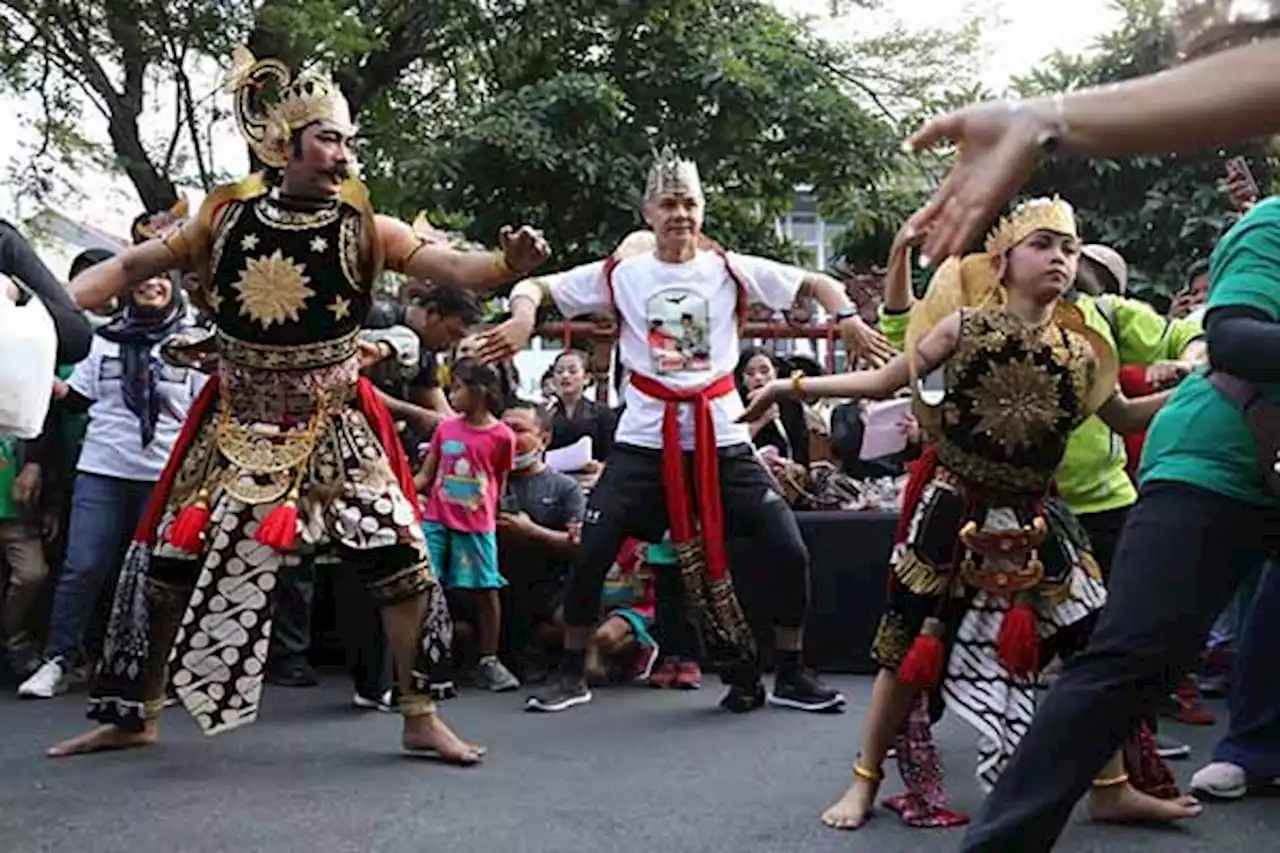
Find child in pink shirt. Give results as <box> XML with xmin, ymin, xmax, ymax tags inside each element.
<box><xmin>417</xmin><ymin>358</ymin><xmax>518</xmax><ymax>692</ymax></box>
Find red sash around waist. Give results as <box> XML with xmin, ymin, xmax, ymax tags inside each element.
<box><xmin>628</xmin><ymin>372</ymin><xmax>737</xmax><ymax>580</ymax></box>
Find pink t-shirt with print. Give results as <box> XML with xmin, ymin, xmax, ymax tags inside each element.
<box><xmin>422</xmin><ymin>416</ymin><xmax>516</xmax><ymax>533</ymax></box>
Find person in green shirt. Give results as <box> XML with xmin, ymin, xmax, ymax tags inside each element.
<box><xmin>959</xmin><ymin>196</ymin><xmax>1280</xmax><ymax>851</ymax></box>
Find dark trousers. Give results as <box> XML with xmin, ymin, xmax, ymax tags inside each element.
<box><xmin>268</xmin><ymin>564</ymin><xmax>315</xmax><ymax>670</ymax></box>
<box><xmin>564</xmin><ymin>444</ymin><xmax>809</xmax><ymax>632</ymax></box>
<box><xmin>268</xmin><ymin>561</ymin><xmax>389</xmax><ymax>695</ymax></box>
<box><xmin>1075</xmin><ymin>506</ymin><xmax>1128</xmax><ymax>581</ymax></box>
<box><xmin>960</xmin><ymin>482</ymin><xmax>1278</xmax><ymax>852</ymax></box>
<box><xmin>1213</xmin><ymin>561</ymin><xmax>1280</xmax><ymax>779</ymax></box>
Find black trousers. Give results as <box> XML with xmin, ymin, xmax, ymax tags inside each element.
<box><xmin>960</xmin><ymin>482</ymin><xmax>1280</xmax><ymax>852</ymax></box>
<box><xmin>268</xmin><ymin>561</ymin><xmax>390</xmax><ymax>695</ymax></box>
<box><xmin>1075</xmin><ymin>506</ymin><xmax>1129</xmax><ymax>582</ymax></box>
<box><xmin>563</xmin><ymin>444</ymin><xmax>809</xmax><ymax>632</ymax></box>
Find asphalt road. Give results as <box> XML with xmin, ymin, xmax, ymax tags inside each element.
<box><xmin>2</xmin><ymin>675</ymin><xmax>1275</xmax><ymax>853</ymax></box>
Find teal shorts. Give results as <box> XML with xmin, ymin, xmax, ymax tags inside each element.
<box><xmin>422</xmin><ymin>522</ymin><xmax>504</xmax><ymax>590</ymax></box>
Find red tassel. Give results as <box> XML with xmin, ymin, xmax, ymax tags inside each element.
<box><xmin>997</xmin><ymin>601</ymin><xmax>1040</xmax><ymax>677</ymax></box>
<box><xmin>898</xmin><ymin>617</ymin><xmax>946</xmax><ymax>686</ymax></box>
<box><xmin>255</xmin><ymin>500</ymin><xmax>299</xmax><ymax>550</ymax></box>
<box><xmin>166</xmin><ymin>499</ymin><xmax>210</xmax><ymax>552</ymax></box>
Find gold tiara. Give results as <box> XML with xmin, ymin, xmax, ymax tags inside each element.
<box><xmin>984</xmin><ymin>197</ymin><xmax>1078</xmax><ymax>258</ymax></box>
<box><xmin>226</xmin><ymin>46</ymin><xmax>354</xmax><ymax>169</ymax></box>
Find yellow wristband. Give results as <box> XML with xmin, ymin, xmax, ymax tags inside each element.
<box><xmin>790</xmin><ymin>370</ymin><xmax>805</xmax><ymax>397</ymax></box>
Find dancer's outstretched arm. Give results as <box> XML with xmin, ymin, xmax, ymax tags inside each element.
<box><xmin>379</xmin><ymin>217</ymin><xmax>549</xmax><ymax>293</ymax></box>
<box><xmin>905</xmin><ymin>37</ymin><xmax>1280</xmax><ymax>262</ymax></box>
<box><xmin>738</xmin><ymin>312</ymin><xmax>961</xmax><ymax>422</ymax></box>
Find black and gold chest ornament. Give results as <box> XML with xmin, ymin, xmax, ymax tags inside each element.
<box><xmin>206</xmin><ymin>185</ymin><xmax>370</xmax><ymax>354</ymax></box>
<box><xmin>932</xmin><ymin>308</ymin><xmax>1094</xmax><ymax>495</ymax></box>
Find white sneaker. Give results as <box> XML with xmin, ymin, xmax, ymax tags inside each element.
<box><xmin>1191</xmin><ymin>761</ymin><xmax>1247</xmax><ymax>799</ymax></box>
<box><xmin>18</xmin><ymin>657</ymin><xmax>68</xmax><ymax>699</ymax></box>
<box><xmin>476</xmin><ymin>656</ymin><xmax>520</xmax><ymax>692</ymax></box>
<box><xmin>352</xmin><ymin>689</ymin><xmax>393</xmax><ymax>712</ymax></box>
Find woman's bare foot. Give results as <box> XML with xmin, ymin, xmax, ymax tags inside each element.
<box><xmin>402</xmin><ymin>713</ymin><xmax>484</xmax><ymax>766</ymax></box>
<box><xmin>47</xmin><ymin>723</ymin><xmax>157</xmax><ymax>758</ymax></box>
<box><xmin>1089</xmin><ymin>783</ymin><xmax>1203</xmax><ymax>824</ymax></box>
<box><xmin>821</xmin><ymin>776</ymin><xmax>879</xmax><ymax>830</ymax></box>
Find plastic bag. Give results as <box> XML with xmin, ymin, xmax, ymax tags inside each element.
<box><xmin>0</xmin><ymin>281</ymin><xmax>57</xmax><ymax>438</ymax></box>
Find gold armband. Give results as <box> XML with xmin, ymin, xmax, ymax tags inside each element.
<box><xmin>163</xmin><ymin>229</ymin><xmax>193</xmax><ymax>267</ymax></box>
<box><xmin>790</xmin><ymin>370</ymin><xmax>805</xmax><ymax>397</ymax></box>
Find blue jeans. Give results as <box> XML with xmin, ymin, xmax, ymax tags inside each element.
<box><xmin>1213</xmin><ymin>563</ymin><xmax>1280</xmax><ymax>780</ymax></box>
<box><xmin>43</xmin><ymin>473</ymin><xmax>154</xmax><ymax>660</ymax></box>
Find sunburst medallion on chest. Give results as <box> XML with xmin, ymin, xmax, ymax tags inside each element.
<box><xmin>234</xmin><ymin>249</ymin><xmax>315</xmax><ymax>329</ymax></box>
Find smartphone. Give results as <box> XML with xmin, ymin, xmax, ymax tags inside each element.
<box><xmin>1226</xmin><ymin>156</ymin><xmax>1261</xmax><ymax>207</ymax></box>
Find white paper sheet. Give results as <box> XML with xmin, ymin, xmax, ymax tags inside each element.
<box><xmin>858</xmin><ymin>398</ymin><xmax>912</xmax><ymax>460</ymax></box>
<box><xmin>545</xmin><ymin>435</ymin><xmax>594</xmax><ymax>473</ymax></box>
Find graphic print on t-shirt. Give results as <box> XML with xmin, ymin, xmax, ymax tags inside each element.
<box><xmin>439</xmin><ymin>438</ymin><xmax>487</xmax><ymax>511</ymax></box>
<box><xmin>646</xmin><ymin>288</ymin><xmax>711</xmax><ymax>374</ymax></box>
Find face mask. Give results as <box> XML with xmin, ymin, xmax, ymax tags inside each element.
<box><xmin>513</xmin><ymin>449</ymin><xmax>541</xmax><ymax>471</ymax></box>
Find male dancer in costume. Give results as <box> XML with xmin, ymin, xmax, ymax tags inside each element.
<box><xmin>480</xmin><ymin>149</ymin><xmax>893</xmax><ymax>714</ymax></box>
<box><xmin>47</xmin><ymin>47</ymin><xmax>548</xmax><ymax>763</ymax></box>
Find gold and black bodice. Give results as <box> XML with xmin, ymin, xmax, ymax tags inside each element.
<box><xmin>927</xmin><ymin>308</ymin><xmax>1095</xmax><ymax>496</ymax></box>
<box><xmin>204</xmin><ymin>187</ymin><xmax>372</xmax><ymax>369</ymax></box>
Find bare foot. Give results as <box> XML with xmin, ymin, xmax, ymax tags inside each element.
<box><xmin>47</xmin><ymin>723</ymin><xmax>157</xmax><ymax>758</ymax></box>
<box><xmin>402</xmin><ymin>714</ymin><xmax>484</xmax><ymax>766</ymax></box>
<box><xmin>1089</xmin><ymin>783</ymin><xmax>1203</xmax><ymax>824</ymax></box>
<box><xmin>821</xmin><ymin>777</ymin><xmax>878</xmax><ymax>830</ymax></box>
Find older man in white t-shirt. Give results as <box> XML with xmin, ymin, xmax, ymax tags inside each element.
<box><xmin>481</xmin><ymin>149</ymin><xmax>893</xmax><ymax>714</ymax></box>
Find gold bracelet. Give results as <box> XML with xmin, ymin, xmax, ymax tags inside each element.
<box><xmin>852</xmin><ymin>762</ymin><xmax>882</xmax><ymax>783</ymax></box>
<box><xmin>1090</xmin><ymin>772</ymin><xmax>1129</xmax><ymax>789</ymax></box>
<box><xmin>790</xmin><ymin>370</ymin><xmax>805</xmax><ymax>397</ymax></box>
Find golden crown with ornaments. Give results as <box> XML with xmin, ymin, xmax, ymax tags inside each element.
<box><xmin>225</xmin><ymin>46</ymin><xmax>355</xmax><ymax>169</ymax></box>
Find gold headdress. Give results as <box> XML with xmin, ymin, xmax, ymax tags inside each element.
<box><xmin>645</xmin><ymin>146</ymin><xmax>703</xmax><ymax>201</ymax></box>
<box><xmin>225</xmin><ymin>46</ymin><xmax>354</xmax><ymax>169</ymax></box>
<box><xmin>905</xmin><ymin>196</ymin><xmax>1114</xmax><ymax>417</ymax></box>
<box><xmin>983</xmin><ymin>196</ymin><xmax>1078</xmax><ymax>258</ymax></box>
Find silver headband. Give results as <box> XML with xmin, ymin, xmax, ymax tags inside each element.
<box><xmin>645</xmin><ymin>146</ymin><xmax>703</xmax><ymax>200</ymax></box>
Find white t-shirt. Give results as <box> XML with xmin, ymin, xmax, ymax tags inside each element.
<box><xmin>546</xmin><ymin>249</ymin><xmax>804</xmax><ymax>450</ymax></box>
<box><xmin>68</xmin><ymin>336</ymin><xmax>208</xmax><ymax>482</ymax></box>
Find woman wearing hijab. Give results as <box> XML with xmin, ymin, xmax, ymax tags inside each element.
<box><xmin>19</xmin><ymin>228</ymin><xmax>205</xmax><ymax>699</ymax></box>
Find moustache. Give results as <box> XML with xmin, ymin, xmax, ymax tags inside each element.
<box><xmin>327</xmin><ymin>163</ymin><xmax>351</xmax><ymax>181</ymax></box>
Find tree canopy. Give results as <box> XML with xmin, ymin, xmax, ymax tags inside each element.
<box><xmin>1012</xmin><ymin>0</ymin><xmax>1277</xmax><ymax>297</ymax></box>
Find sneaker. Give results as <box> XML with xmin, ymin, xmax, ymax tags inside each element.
<box><xmin>352</xmin><ymin>688</ymin><xmax>394</xmax><ymax>712</ymax></box>
<box><xmin>1170</xmin><ymin>682</ymin><xmax>1216</xmax><ymax>726</ymax></box>
<box><xmin>770</xmin><ymin>668</ymin><xmax>846</xmax><ymax>712</ymax></box>
<box><xmin>674</xmin><ymin>659</ymin><xmax>702</xmax><ymax>690</ymax></box>
<box><xmin>265</xmin><ymin>661</ymin><xmax>320</xmax><ymax>687</ymax></box>
<box><xmin>1154</xmin><ymin>733</ymin><xmax>1191</xmax><ymax>760</ymax></box>
<box><xmin>476</xmin><ymin>656</ymin><xmax>521</xmax><ymax>692</ymax></box>
<box><xmin>719</xmin><ymin>680</ymin><xmax>766</xmax><ymax>713</ymax></box>
<box><xmin>428</xmin><ymin>681</ymin><xmax>458</xmax><ymax>700</ymax></box>
<box><xmin>648</xmin><ymin>657</ymin><xmax>679</xmax><ymax>688</ymax></box>
<box><xmin>526</xmin><ymin>673</ymin><xmax>591</xmax><ymax>712</ymax></box>
<box><xmin>632</xmin><ymin>643</ymin><xmax>660</xmax><ymax>682</ymax></box>
<box><xmin>18</xmin><ymin>657</ymin><xmax>68</xmax><ymax>699</ymax></box>
<box><xmin>1190</xmin><ymin>761</ymin><xmax>1248</xmax><ymax>799</ymax></box>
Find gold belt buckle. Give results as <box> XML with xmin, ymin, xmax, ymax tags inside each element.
<box><xmin>958</xmin><ymin>516</ymin><xmax>1047</xmax><ymax>594</ymax></box>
